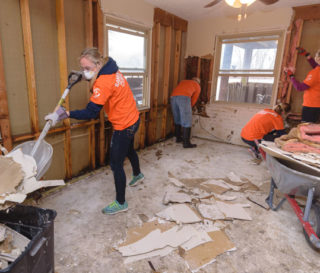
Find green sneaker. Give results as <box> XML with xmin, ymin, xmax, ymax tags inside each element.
<box><xmin>101</xmin><ymin>200</ymin><xmax>128</xmax><ymax>215</ymax></box>
<box><xmin>129</xmin><ymin>173</ymin><xmax>144</xmax><ymax>187</ymax></box>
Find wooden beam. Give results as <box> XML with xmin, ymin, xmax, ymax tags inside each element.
<box><xmin>154</xmin><ymin>8</ymin><xmax>188</xmax><ymax>32</ymax></box>
<box><xmin>95</xmin><ymin>0</ymin><xmax>105</xmax><ymax>166</ymax></box>
<box><xmin>197</xmin><ymin>57</ymin><xmax>201</xmax><ymax>78</ymax></box>
<box><xmin>173</xmin><ymin>30</ymin><xmax>182</xmax><ymax>89</ymax></box>
<box><xmin>0</xmin><ymin>38</ymin><xmax>13</xmax><ymax>151</ymax></box>
<box><xmin>161</xmin><ymin>26</ymin><xmax>172</xmax><ymax>139</ymax></box>
<box><xmin>147</xmin><ymin>22</ymin><xmax>161</xmax><ymax>144</ymax></box>
<box><xmin>56</xmin><ymin>0</ymin><xmax>72</xmax><ymax>178</ymax></box>
<box><xmin>84</xmin><ymin>0</ymin><xmax>96</xmax><ymax>169</ymax></box>
<box><xmin>20</xmin><ymin>0</ymin><xmax>39</xmax><ymax>134</ymax></box>
<box><xmin>286</xmin><ymin>19</ymin><xmax>304</xmax><ymax>104</ymax></box>
<box><xmin>139</xmin><ymin>112</ymin><xmax>146</xmax><ymax>149</ymax></box>
<box><xmin>293</xmin><ymin>4</ymin><xmax>320</xmax><ymax>21</ymax></box>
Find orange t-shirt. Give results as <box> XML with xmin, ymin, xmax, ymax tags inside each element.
<box><xmin>171</xmin><ymin>80</ymin><xmax>201</xmax><ymax>107</ymax></box>
<box><xmin>303</xmin><ymin>66</ymin><xmax>320</xmax><ymax>107</ymax></box>
<box><xmin>90</xmin><ymin>71</ymin><xmax>139</xmax><ymax>130</ymax></box>
<box><xmin>241</xmin><ymin>109</ymin><xmax>284</xmax><ymax>141</ymax></box>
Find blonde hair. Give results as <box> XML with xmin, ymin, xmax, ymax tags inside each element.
<box><xmin>315</xmin><ymin>49</ymin><xmax>320</xmax><ymax>65</ymax></box>
<box><xmin>80</xmin><ymin>47</ymin><xmax>108</xmax><ymax>67</ymax></box>
<box><xmin>192</xmin><ymin>77</ymin><xmax>201</xmax><ymax>85</ymax></box>
<box><xmin>273</xmin><ymin>103</ymin><xmax>291</xmax><ymax>115</ymax></box>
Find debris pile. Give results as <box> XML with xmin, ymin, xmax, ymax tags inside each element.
<box><xmin>0</xmin><ymin>149</ymin><xmax>65</xmax><ymax>209</ymax></box>
<box><xmin>116</xmin><ymin>171</ymin><xmax>259</xmax><ymax>272</ymax></box>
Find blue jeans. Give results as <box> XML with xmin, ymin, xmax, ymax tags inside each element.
<box><xmin>110</xmin><ymin>118</ymin><xmax>141</xmax><ymax>204</ymax></box>
<box><xmin>170</xmin><ymin>96</ymin><xmax>192</xmax><ymax>127</ymax></box>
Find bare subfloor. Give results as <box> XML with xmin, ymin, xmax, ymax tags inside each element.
<box><xmin>38</xmin><ymin>138</ymin><xmax>320</xmax><ymax>273</ymax></box>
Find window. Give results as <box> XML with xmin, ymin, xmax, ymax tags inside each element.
<box><xmin>105</xmin><ymin>18</ymin><xmax>150</xmax><ymax>108</ymax></box>
<box><xmin>213</xmin><ymin>32</ymin><xmax>284</xmax><ymax>105</ymax></box>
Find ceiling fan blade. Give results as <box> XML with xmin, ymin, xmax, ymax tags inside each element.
<box><xmin>258</xmin><ymin>0</ymin><xmax>279</xmax><ymax>5</ymax></box>
<box><xmin>204</xmin><ymin>0</ymin><xmax>223</xmax><ymax>8</ymax></box>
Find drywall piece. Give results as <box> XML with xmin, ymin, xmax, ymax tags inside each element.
<box><xmin>118</xmin><ymin>225</ymin><xmax>195</xmax><ymax>257</ymax></box>
<box><xmin>183</xmin><ymin>230</ymin><xmax>236</xmax><ymax>273</ymax></box>
<box><xmin>246</xmin><ymin>195</ymin><xmax>269</xmax><ymax>210</ymax></box>
<box><xmin>163</xmin><ymin>190</ymin><xmax>192</xmax><ymax>205</ymax></box>
<box><xmin>180</xmin><ymin>229</ymin><xmax>212</xmax><ymax>251</ymax></box>
<box><xmin>226</xmin><ymin>172</ymin><xmax>244</xmax><ymax>184</ymax></box>
<box><xmin>168</xmin><ymin>176</ymin><xmax>185</xmax><ymax>188</ymax></box>
<box><xmin>156</xmin><ymin>204</ymin><xmax>202</xmax><ymax>224</ymax></box>
<box><xmin>20</xmin><ymin>178</ymin><xmax>65</xmax><ymax>195</ymax></box>
<box><xmin>0</xmin><ymin>193</ymin><xmax>27</xmax><ymax>205</ymax></box>
<box><xmin>216</xmin><ymin>201</ymin><xmax>252</xmax><ymax>221</ymax></box>
<box><xmin>0</xmin><ymin>157</ymin><xmax>23</xmax><ymax>195</ymax></box>
<box><xmin>197</xmin><ymin>203</ymin><xmax>225</xmax><ymax>220</ymax></box>
<box><xmin>213</xmin><ymin>194</ymin><xmax>237</xmax><ymax>201</ymax></box>
<box><xmin>202</xmin><ymin>179</ymin><xmax>241</xmax><ymax>193</ymax></box>
<box><xmin>118</xmin><ymin>220</ymin><xmax>175</xmax><ymax>248</ymax></box>
<box><xmin>6</xmin><ymin>149</ymin><xmax>37</xmax><ymax>179</ymax></box>
<box><xmin>124</xmin><ymin>246</ymin><xmax>174</xmax><ymax>264</ymax></box>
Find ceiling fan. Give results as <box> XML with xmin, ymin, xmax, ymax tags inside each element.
<box><xmin>204</xmin><ymin>0</ymin><xmax>279</xmax><ymax>9</ymax></box>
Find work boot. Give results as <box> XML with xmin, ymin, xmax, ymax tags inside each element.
<box><xmin>175</xmin><ymin>124</ymin><xmax>182</xmax><ymax>143</ymax></box>
<box><xmin>182</xmin><ymin>127</ymin><xmax>197</xmax><ymax>148</ymax></box>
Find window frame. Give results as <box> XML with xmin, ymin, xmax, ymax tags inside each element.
<box><xmin>104</xmin><ymin>16</ymin><xmax>151</xmax><ymax>110</ymax></box>
<box><xmin>211</xmin><ymin>30</ymin><xmax>285</xmax><ymax>107</ymax></box>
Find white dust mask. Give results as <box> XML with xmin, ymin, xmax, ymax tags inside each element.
<box><xmin>83</xmin><ymin>70</ymin><xmax>96</xmax><ymax>80</ymax></box>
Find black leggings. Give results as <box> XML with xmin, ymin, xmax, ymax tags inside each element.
<box><xmin>302</xmin><ymin>106</ymin><xmax>320</xmax><ymax>123</ymax></box>
<box><xmin>241</xmin><ymin>131</ymin><xmax>280</xmax><ymax>152</ymax></box>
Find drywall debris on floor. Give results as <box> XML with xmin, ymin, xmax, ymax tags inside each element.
<box><xmin>216</xmin><ymin>201</ymin><xmax>252</xmax><ymax>221</ymax></box>
<box><xmin>0</xmin><ymin>149</ymin><xmax>65</xmax><ymax>209</ymax></box>
<box><xmin>163</xmin><ymin>187</ymin><xmax>193</xmax><ymax>205</ymax></box>
<box><xmin>156</xmin><ymin>204</ymin><xmax>202</xmax><ymax>224</ymax></box>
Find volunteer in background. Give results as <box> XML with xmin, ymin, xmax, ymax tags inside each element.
<box><xmin>241</xmin><ymin>103</ymin><xmax>291</xmax><ymax>158</ymax></box>
<box><xmin>284</xmin><ymin>47</ymin><xmax>320</xmax><ymax>123</ymax></box>
<box><xmin>45</xmin><ymin>47</ymin><xmax>144</xmax><ymax>215</ymax></box>
<box><xmin>171</xmin><ymin>78</ymin><xmax>201</xmax><ymax>148</ymax></box>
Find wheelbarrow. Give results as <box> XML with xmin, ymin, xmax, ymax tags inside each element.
<box><xmin>260</xmin><ymin>147</ymin><xmax>320</xmax><ymax>250</ymax></box>
<box><xmin>6</xmin><ymin>71</ymin><xmax>83</xmax><ymax>180</ymax></box>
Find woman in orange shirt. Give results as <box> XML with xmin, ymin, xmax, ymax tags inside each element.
<box><xmin>285</xmin><ymin>47</ymin><xmax>320</xmax><ymax>123</ymax></box>
<box><xmin>241</xmin><ymin>103</ymin><xmax>290</xmax><ymax>158</ymax></box>
<box><xmin>45</xmin><ymin>48</ymin><xmax>144</xmax><ymax>215</ymax></box>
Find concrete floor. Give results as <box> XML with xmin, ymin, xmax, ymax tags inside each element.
<box><xmin>38</xmin><ymin>138</ymin><xmax>320</xmax><ymax>273</ymax></box>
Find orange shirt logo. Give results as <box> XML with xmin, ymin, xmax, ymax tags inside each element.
<box><xmin>93</xmin><ymin>88</ymin><xmax>101</xmax><ymax>99</ymax></box>
<box><xmin>115</xmin><ymin>72</ymin><xmax>125</xmax><ymax>87</ymax></box>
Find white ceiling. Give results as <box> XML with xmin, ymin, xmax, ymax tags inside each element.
<box><xmin>143</xmin><ymin>0</ymin><xmax>320</xmax><ymax>21</ymax></box>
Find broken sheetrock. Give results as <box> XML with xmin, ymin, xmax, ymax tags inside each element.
<box><xmin>202</xmin><ymin>179</ymin><xmax>241</xmax><ymax>193</ymax></box>
<box><xmin>180</xmin><ymin>229</ymin><xmax>212</xmax><ymax>251</ymax></box>
<box><xmin>183</xmin><ymin>230</ymin><xmax>236</xmax><ymax>273</ymax></box>
<box><xmin>124</xmin><ymin>246</ymin><xmax>174</xmax><ymax>264</ymax></box>
<box><xmin>213</xmin><ymin>194</ymin><xmax>237</xmax><ymax>201</ymax></box>
<box><xmin>118</xmin><ymin>220</ymin><xmax>175</xmax><ymax>247</ymax></box>
<box><xmin>19</xmin><ymin>178</ymin><xmax>65</xmax><ymax>195</ymax></box>
<box><xmin>163</xmin><ymin>188</ymin><xmax>192</xmax><ymax>205</ymax></box>
<box><xmin>226</xmin><ymin>172</ymin><xmax>244</xmax><ymax>184</ymax></box>
<box><xmin>118</xmin><ymin>225</ymin><xmax>195</xmax><ymax>256</ymax></box>
<box><xmin>0</xmin><ymin>193</ymin><xmax>27</xmax><ymax>205</ymax></box>
<box><xmin>6</xmin><ymin>149</ymin><xmax>36</xmax><ymax>179</ymax></box>
<box><xmin>216</xmin><ymin>201</ymin><xmax>252</xmax><ymax>221</ymax></box>
<box><xmin>246</xmin><ymin>195</ymin><xmax>269</xmax><ymax>210</ymax></box>
<box><xmin>156</xmin><ymin>204</ymin><xmax>202</xmax><ymax>224</ymax></box>
<box><xmin>0</xmin><ymin>157</ymin><xmax>23</xmax><ymax>195</ymax></box>
<box><xmin>197</xmin><ymin>204</ymin><xmax>225</xmax><ymax>220</ymax></box>
<box><xmin>168</xmin><ymin>176</ymin><xmax>185</xmax><ymax>188</ymax></box>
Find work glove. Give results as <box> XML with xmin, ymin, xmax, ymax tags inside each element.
<box><xmin>284</xmin><ymin>67</ymin><xmax>295</xmax><ymax>80</ymax></box>
<box><xmin>296</xmin><ymin>47</ymin><xmax>310</xmax><ymax>57</ymax></box>
<box><xmin>44</xmin><ymin>106</ymin><xmax>69</xmax><ymax>126</ymax></box>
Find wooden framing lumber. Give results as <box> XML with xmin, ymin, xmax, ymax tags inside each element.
<box><xmin>154</xmin><ymin>8</ymin><xmax>188</xmax><ymax>32</ymax></box>
<box><xmin>161</xmin><ymin>26</ymin><xmax>172</xmax><ymax>139</ymax></box>
<box><xmin>147</xmin><ymin>22</ymin><xmax>160</xmax><ymax>144</ymax></box>
<box><xmin>293</xmin><ymin>4</ymin><xmax>320</xmax><ymax>21</ymax></box>
<box><xmin>173</xmin><ymin>30</ymin><xmax>182</xmax><ymax>89</ymax></box>
<box><xmin>84</xmin><ymin>0</ymin><xmax>96</xmax><ymax>169</ymax></box>
<box><xmin>139</xmin><ymin>112</ymin><xmax>146</xmax><ymax>149</ymax></box>
<box><xmin>0</xmin><ymin>38</ymin><xmax>13</xmax><ymax>151</ymax></box>
<box><xmin>20</xmin><ymin>0</ymin><xmax>39</xmax><ymax>134</ymax></box>
<box><xmin>56</xmin><ymin>0</ymin><xmax>72</xmax><ymax>178</ymax></box>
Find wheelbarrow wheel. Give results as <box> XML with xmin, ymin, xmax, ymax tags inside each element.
<box><xmin>303</xmin><ymin>202</ymin><xmax>320</xmax><ymax>251</ymax></box>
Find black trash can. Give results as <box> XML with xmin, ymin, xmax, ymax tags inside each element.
<box><xmin>0</xmin><ymin>205</ymin><xmax>56</xmax><ymax>273</ymax></box>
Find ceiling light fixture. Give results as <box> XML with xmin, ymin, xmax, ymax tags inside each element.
<box><xmin>225</xmin><ymin>0</ymin><xmax>257</xmax><ymax>21</ymax></box>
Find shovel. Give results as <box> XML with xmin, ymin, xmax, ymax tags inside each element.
<box><xmin>9</xmin><ymin>71</ymin><xmax>83</xmax><ymax>180</ymax></box>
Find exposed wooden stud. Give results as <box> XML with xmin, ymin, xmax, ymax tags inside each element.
<box><xmin>13</xmin><ymin>120</ymin><xmax>100</xmax><ymax>143</ymax></box>
<box><xmin>207</xmin><ymin>58</ymin><xmax>214</xmax><ymax>102</ymax></box>
<box><xmin>154</xmin><ymin>8</ymin><xmax>188</xmax><ymax>32</ymax></box>
<box><xmin>173</xmin><ymin>30</ymin><xmax>182</xmax><ymax>89</ymax></box>
<box><xmin>56</xmin><ymin>0</ymin><xmax>72</xmax><ymax>178</ymax></box>
<box><xmin>95</xmin><ymin>0</ymin><xmax>105</xmax><ymax>165</ymax></box>
<box><xmin>139</xmin><ymin>112</ymin><xmax>146</xmax><ymax>149</ymax></box>
<box><xmin>285</xmin><ymin>19</ymin><xmax>304</xmax><ymax>104</ymax></box>
<box><xmin>197</xmin><ymin>57</ymin><xmax>201</xmax><ymax>78</ymax></box>
<box><xmin>84</xmin><ymin>0</ymin><xmax>96</xmax><ymax>169</ymax></box>
<box><xmin>20</xmin><ymin>0</ymin><xmax>39</xmax><ymax>134</ymax></box>
<box><xmin>161</xmin><ymin>26</ymin><xmax>172</xmax><ymax>139</ymax></box>
<box><xmin>147</xmin><ymin>22</ymin><xmax>161</xmax><ymax>144</ymax></box>
<box><xmin>0</xmin><ymin>38</ymin><xmax>13</xmax><ymax>151</ymax></box>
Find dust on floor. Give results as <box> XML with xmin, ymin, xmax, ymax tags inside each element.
<box><xmin>38</xmin><ymin>138</ymin><xmax>320</xmax><ymax>273</ymax></box>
